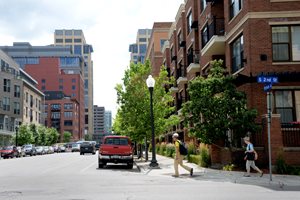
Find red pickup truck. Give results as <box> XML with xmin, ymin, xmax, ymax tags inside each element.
<box><xmin>98</xmin><ymin>135</ymin><xmax>134</xmax><ymax>169</ymax></box>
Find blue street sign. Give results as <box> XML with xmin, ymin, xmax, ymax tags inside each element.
<box><xmin>264</xmin><ymin>84</ymin><xmax>272</xmax><ymax>92</ymax></box>
<box><xmin>257</xmin><ymin>76</ymin><xmax>278</xmax><ymax>83</ymax></box>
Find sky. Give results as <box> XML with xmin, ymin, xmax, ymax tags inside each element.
<box><xmin>0</xmin><ymin>0</ymin><xmax>184</xmax><ymax>119</ymax></box>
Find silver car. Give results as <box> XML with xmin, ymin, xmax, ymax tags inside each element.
<box><xmin>36</xmin><ymin>146</ymin><xmax>45</xmax><ymax>155</ymax></box>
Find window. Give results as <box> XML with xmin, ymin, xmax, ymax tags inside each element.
<box><xmin>201</xmin><ymin>25</ymin><xmax>209</xmax><ymax>48</ymax></box>
<box><xmin>26</xmin><ymin>92</ymin><xmax>28</xmax><ymax>103</ymax></box>
<box><xmin>200</xmin><ymin>0</ymin><xmax>207</xmax><ymax>13</ymax></box>
<box><xmin>59</xmin><ymin>78</ymin><xmax>63</xmax><ymax>83</ymax></box>
<box><xmin>51</xmin><ymin>112</ymin><xmax>61</xmax><ymax>119</ymax></box>
<box><xmin>36</xmin><ymin>98</ymin><xmax>38</xmax><ymax>108</ymax></box>
<box><xmin>65</xmin><ymin>39</ymin><xmax>72</xmax><ymax>43</ymax></box>
<box><xmin>160</xmin><ymin>39</ymin><xmax>167</xmax><ymax>51</ymax></box>
<box><xmin>129</xmin><ymin>44</ymin><xmax>138</xmax><ymax>53</ymax></box>
<box><xmin>74</xmin><ymin>45</ymin><xmax>82</xmax><ymax>55</ymax></box>
<box><xmin>187</xmin><ymin>11</ymin><xmax>192</xmax><ymax>34</ymax></box>
<box><xmin>272</xmin><ymin>26</ymin><xmax>300</xmax><ymax>62</ymax></box>
<box><xmin>139</xmin><ymin>38</ymin><xmax>147</xmax><ymax>42</ymax></box>
<box><xmin>275</xmin><ymin>90</ymin><xmax>300</xmax><ymax>124</ymax></box>
<box><xmin>64</xmin><ymin>103</ymin><xmax>73</xmax><ymax>110</ymax></box>
<box><xmin>64</xmin><ymin>120</ymin><xmax>73</xmax><ymax>126</ymax></box>
<box><xmin>64</xmin><ymin>112</ymin><xmax>73</xmax><ymax>118</ymax></box>
<box><xmin>56</xmin><ymin>39</ymin><xmax>63</xmax><ymax>43</ymax></box>
<box><xmin>3</xmin><ymin>79</ymin><xmax>11</xmax><ymax>92</ymax></box>
<box><xmin>55</xmin><ymin>30</ymin><xmax>63</xmax><ymax>35</ymax></box>
<box><xmin>84</xmin><ymin>45</ymin><xmax>91</xmax><ymax>54</ymax></box>
<box><xmin>72</xmin><ymin>85</ymin><xmax>76</xmax><ymax>90</ymax></box>
<box><xmin>74</xmin><ymin>38</ymin><xmax>82</xmax><ymax>43</ymax></box>
<box><xmin>42</xmin><ymin>79</ymin><xmax>46</xmax><ymax>84</ymax></box>
<box><xmin>60</xmin><ymin>57</ymin><xmax>80</xmax><ymax>67</ymax></box>
<box><xmin>30</xmin><ymin>95</ymin><xmax>34</xmax><ymax>107</ymax></box>
<box><xmin>14</xmin><ymin>85</ymin><xmax>20</xmax><ymax>98</ymax></box>
<box><xmin>231</xmin><ymin>35</ymin><xmax>244</xmax><ymax>73</ymax></box>
<box><xmin>72</xmin><ymin>79</ymin><xmax>76</xmax><ymax>83</ymax></box>
<box><xmin>74</xmin><ymin>30</ymin><xmax>82</xmax><ymax>36</ymax></box>
<box><xmin>59</xmin><ymin>85</ymin><xmax>63</xmax><ymax>90</ymax></box>
<box><xmin>65</xmin><ymin>30</ymin><xmax>73</xmax><ymax>35</ymax></box>
<box><xmin>230</xmin><ymin>0</ymin><xmax>243</xmax><ymax>20</ymax></box>
<box><xmin>177</xmin><ymin>31</ymin><xmax>183</xmax><ymax>50</ymax></box>
<box><xmin>42</xmin><ymin>86</ymin><xmax>46</xmax><ymax>90</ymax></box>
<box><xmin>14</xmin><ymin>102</ymin><xmax>20</xmax><ymax>115</ymax></box>
<box><xmin>139</xmin><ymin>44</ymin><xmax>147</xmax><ymax>54</ymax></box>
<box><xmin>3</xmin><ymin>97</ymin><xmax>10</xmax><ymax>111</ymax></box>
<box><xmin>51</xmin><ymin>104</ymin><xmax>61</xmax><ymax>110</ymax></box>
<box><xmin>84</xmin><ymin>79</ymin><xmax>88</xmax><ymax>89</ymax></box>
<box><xmin>26</xmin><ymin>107</ymin><xmax>28</xmax><ymax>117</ymax></box>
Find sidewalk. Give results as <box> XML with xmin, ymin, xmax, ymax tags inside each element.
<box><xmin>135</xmin><ymin>154</ymin><xmax>300</xmax><ymax>191</ymax></box>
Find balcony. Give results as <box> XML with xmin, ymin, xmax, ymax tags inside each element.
<box><xmin>187</xmin><ymin>50</ymin><xmax>200</xmax><ymax>74</ymax></box>
<box><xmin>201</xmin><ymin>17</ymin><xmax>225</xmax><ymax>57</ymax></box>
<box><xmin>170</xmin><ymin>86</ymin><xmax>179</xmax><ymax>93</ymax></box>
<box><xmin>176</xmin><ymin>66</ymin><xmax>188</xmax><ymax>85</ymax></box>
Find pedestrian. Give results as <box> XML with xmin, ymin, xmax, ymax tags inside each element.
<box><xmin>172</xmin><ymin>133</ymin><xmax>193</xmax><ymax>177</ymax></box>
<box><xmin>243</xmin><ymin>137</ymin><xmax>263</xmax><ymax>177</ymax></box>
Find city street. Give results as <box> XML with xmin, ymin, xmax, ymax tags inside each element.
<box><xmin>0</xmin><ymin>153</ymin><xmax>299</xmax><ymax>200</ymax></box>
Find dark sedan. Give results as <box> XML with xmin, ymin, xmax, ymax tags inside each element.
<box><xmin>80</xmin><ymin>141</ymin><xmax>96</xmax><ymax>155</ymax></box>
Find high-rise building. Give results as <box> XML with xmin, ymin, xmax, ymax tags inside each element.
<box><xmin>129</xmin><ymin>29</ymin><xmax>152</xmax><ymax>64</ymax></box>
<box><xmin>54</xmin><ymin>29</ymin><xmax>94</xmax><ymax>137</ymax></box>
<box><xmin>145</xmin><ymin>22</ymin><xmax>173</xmax><ymax>76</ymax></box>
<box><xmin>93</xmin><ymin>105</ymin><xmax>106</xmax><ymax>143</ymax></box>
<box><xmin>104</xmin><ymin>110</ymin><xmax>112</xmax><ymax>134</ymax></box>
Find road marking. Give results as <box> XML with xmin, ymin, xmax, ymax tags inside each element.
<box><xmin>80</xmin><ymin>160</ymin><xmax>97</xmax><ymax>173</ymax></box>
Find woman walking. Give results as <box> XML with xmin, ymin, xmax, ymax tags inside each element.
<box><xmin>244</xmin><ymin>137</ymin><xmax>263</xmax><ymax>177</ymax></box>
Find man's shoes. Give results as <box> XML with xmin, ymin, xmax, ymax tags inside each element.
<box><xmin>244</xmin><ymin>174</ymin><xmax>251</xmax><ymax>177</ymax></box>
<box><xmin>190</xmin><ymin>168</ymin><xmax>193</xmax><ymax>176</ymax></box>
<box><xmin>172</xmin><ymin>175</ymin><xmax>179</xmax><ymax>178</ymax></box>
<box><xmin>260</xmin><ymin>172</ymin><xmax>264</xmax><ymax>177</ymax></box>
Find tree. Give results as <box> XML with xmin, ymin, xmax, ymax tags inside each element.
<box><xmin>84</xmin><ymin>134</ymin><xmax>92</xmax><ymax>141</ymax></box>
<box><xmin>29</xmin><ymin>124</ymin><xmax>39</xmax><ymax>145</ymax></box>
<box><xmin>114</xmin><ymin>60</ymin><xmax>179</xmax><ymax>143</ymax></box>
<box><xmin>37</xmin><ymin>125</ymin><xmax>47</xmax><ymax>145</ymax></box>
<box><xmin>183</xmin><ymin>60</ymin><xmax>259</xmax><ymax>145</ymax></box>
<box><xmin>63</xmin><ymin>131</ymin><xmax>72</xmax><ymax>143</ymax></box>
<box><xmin>16</xmin><ymin>124</ymin><xmax>33</xmax><ymax>146</ymax></box>
<box><xmin>46</xmin><ymin>128</ymin><xmax>59</xmax><ymax>145</ymax></box>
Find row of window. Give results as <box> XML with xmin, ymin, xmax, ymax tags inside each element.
<box><xmin>25</xmin><ymin>92</ymin><xmax>41</xmax><ymax>110</ymax></box>
<box><xmin>48</xmin><ymin>112</ymin><xmax>74</xmax><ymax>119</ymax></box>
<box><xmin>45</xmin><ymin>103</ymin><xmax>74</xmax><ymax>110</ymax></box>
<box><xmin>24</xmin><ymin>107</ymin><xmax>41</xmax><ymax>122</ymax></box>
<box><xmin>0</xmin><ymin>97</ymin><xmax>20</xmax><ymax>114</ymax></box>
<box><xmin>55</xmin><ymin>38</ymin><xmax>82</xmax><ymax>43</ymax></box>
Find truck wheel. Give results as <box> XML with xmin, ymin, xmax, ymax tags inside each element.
<box><xmin>127</xmin><ymin>163</ymin><xmax>133</xmax><ymax>169</ymax></box>
<box><xmin>92</xmin><ymin>152</ymin><xmax>96</xmax><ymax>155</ymax></box>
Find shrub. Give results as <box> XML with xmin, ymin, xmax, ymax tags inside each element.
<box><xmin>187</xmin><ymin>142</ymin><xmax>197</xmax><ymax>155</ymax></box>
<box><xmin>276</xmin><ymin>155</ymin><xmax>288</xmax><ymax>174</ymax></box>
<box><xmin>166</xmin><ymin>143</ymin><xmax>175</xmax><ymax>158</ymax></box>
<box><xmin>199</xmin><ymin>145</ymin><xmax>210</xmax><ymax>167</ymax></box>
<box><xmin>188</xmin><ymin>154</ymin><xmax>201</xmax><ymax>165</ymax></box>
<box><xmin>159</xmin><ymin>142</ymin><xmax>167</xmax><ymax>155</ymax></box>
<box><xmin>223</xmin><ymin>164</ymin><xmax>235</xmax><ymax>171</ymax></box>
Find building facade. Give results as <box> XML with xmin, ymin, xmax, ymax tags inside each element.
<box><xmin>93</xmin><ymin>105</ymin><xmax>106</xmax><ymax>143</ymax></box>
<box><xmin>104</xmin><ymin>110</ymin><xmax>112</xmax><ymax>134</ymax></box>
<box><xmin>146</xmin><ymin>22</ymin><xmax>173</xmax><ymax>76</ymax></box>
<box><xmin>54</xmin><ymin>29</ymin><xmax>94</xmax><ymax>137</ymax></box>
<box><xmin>0</xmin><ymin>50</ymin><xmax>23</xmax><ymax>146</ymax></box>
<box><xmin>160</xmin><ymin>0</ymin><xmax>300</xmax><ymax>166</ymax></box>
<box><xmin>24</xmin><ymin>57</ymin><xmax>84</xmax><ymax>141</ymax></box>
<box><xmin>129</xmin><ymin>29</ymin><xmax>152</xmax><ymax>64</ymax></box>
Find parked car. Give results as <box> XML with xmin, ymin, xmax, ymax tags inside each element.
<box><xmin>43</xmin><ymin>146</ymin><xmax>50</xmax><ymax>154</ymax></box>
<box><xmin>48</xmin><ymin>146</ymin><xmax>54</xmax><ymax>154</ymax></box>
<box><xmin>71</xmin><ymin>143</ymin><xmax>80</xmax><ymax>152</ymax></box>
<box><xmin>80</xmin><ymin>141</ymin><xmax>96</xmax><ymax>155</ymax></box>
<box><xmin>58</xmin><ymin>145</ymin><xmax>66</xmax><ymax>153</ymax></box>
<box><xmin>52</xmin><ymin>144</ymin><xmax>59</xmax><ymax>153</ymax></box>
<box><xmin>98</xmin><ymin>136</ymin><xmax>134</xmax><ymax>169</ymax></box>
<box><xmin>36</xmin><ymin>146</ymin><xmax>45</xmax><ymax>155</ymax></box>
<box><xmin>17</xmin><ymin>146</ymin><xmax>26</xmax><ymax>157</ymax></box>
<box><xmin>23</xmin><ymin>144</ymin><xmax>37</xmax><ymax>156</ymax></box>
<box><xmin>0</xmin><ymin>146</ymin><xmax>19</xmax><ymax>159</ymax></box>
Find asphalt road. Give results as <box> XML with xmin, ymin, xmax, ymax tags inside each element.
<box><xmin>0</xmin><ymin>153</ymin><xmax>298</xmax><ymax>200</ymax></box>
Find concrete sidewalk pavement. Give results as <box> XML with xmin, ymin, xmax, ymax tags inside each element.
<box><xmin>135</xmin><ymin>154</ymin><xmax>300</xmax><ymax>191</ymax></box>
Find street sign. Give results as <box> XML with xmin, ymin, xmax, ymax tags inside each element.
<box><xmin>264</xmin><ymin>84</ymin><xmax>272</xmax><ymax>92</ymax></box>
<box><xmin>257</xmin><ymin>76</ymin><xmax>278</xmax><ymax>83</ymax></box>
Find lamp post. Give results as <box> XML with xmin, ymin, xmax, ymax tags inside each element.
<box><xmin>15</xmin><ymin>126</ymin><xmax>19</xmax><ymax>146</ymax></box>
<box><xmin>146</xmin><ymin>75</ymin><xmax>158</xmax><ymax>168</ymax></box>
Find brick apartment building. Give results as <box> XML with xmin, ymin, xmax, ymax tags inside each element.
<box><xmin>146</xmin><ymin>22</ymin><xmax>173</xmax><ymax>76</ymax></box>
<box><xmin>24</xmin><ymin>57</ymin><xmax>84</xmax><ymax>141</ymax></box>
<box><xmin>158</xmin><ymin>0</ymin><xmax>300</xmax><ymax>166</ymax></box>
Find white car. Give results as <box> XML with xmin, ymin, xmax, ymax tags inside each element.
<box><xmin>71</xmin><ymin>143</ymin><xmax>80</xmax><ymax>152</ymax></box>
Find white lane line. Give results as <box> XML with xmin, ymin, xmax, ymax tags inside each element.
<box><xmin>80</xmin><ymin>160</ymin><xmax>97</xmax><ymax>173</ymax></box>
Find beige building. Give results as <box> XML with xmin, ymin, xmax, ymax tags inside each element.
<box><xmin>20</xmin><ymin>69</ymin><xmax>44</xmax><ymax>126</ymax></box>
<box><xmin>54</xmin><ymin>29</ymin><xmax>94</xmax><ymax>136</ymax></box>
<box><xmin>129</xmin><ymin>29</ymin><xmax>152</xmax><ymax>64</ymax></box>
<box><xmin>145</xmin><ymin>22</ymin><xmax>173</xmax><ymax>76</ymax></box>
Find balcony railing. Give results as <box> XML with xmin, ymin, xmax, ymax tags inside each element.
<box><xmin>187</xmin><ymin>50</ymin><xmax>200</xmax><ymax>66</ymax></box>
<box><xmin>282</xmin><ymin>123</ymin><xmax>300</xmax><ymax>147</ymax></box>
<box><xmin>201</xmin><ymin>17</ymin><xmax>225</xmax><ymax>48</ymax></box>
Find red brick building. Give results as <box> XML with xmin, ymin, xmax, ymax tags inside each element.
<box><xmin>24</xmin><ymin>57</ymin><xmax>85</xmax><ymax>141</ymax></box>
<box><xmin>161</xmin><ymin>0</ymin><xmax>300</xmax><ymax>166</ymax></box>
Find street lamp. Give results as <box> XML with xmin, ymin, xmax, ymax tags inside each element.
<box><xmin>146</xmin><ymin>75</ymin><xmax>158</xmax><ymax>168</ymax></box>
<box><xmin>15</xmin><ymin>126</ymin><xmax>19</xmax><ymax>146</ymax></box>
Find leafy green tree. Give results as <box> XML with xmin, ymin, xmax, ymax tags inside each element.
<box><xmin>46</xmin><ymin>127</ymin><xmax>59</xmax><ymax>145</ymax></box>
<box><xmin>114</xmin><ymin>60</ymin><xmax>179</xmax><ymax>143</ymax></box>
<box><xmin>63</xmin><ymin>131</ymin><xmax>72</xmax><ymax>143</ymax></box>
<box><xmin>183</xmin><ymin>60</ymin><xmax>258</xmax><ymax>145</ymax></box>
<box><xmin>37</xmin><ymin>125</ymin><xmax>47</xmax><ymax>145</ymax></box>
<box><xmin>84</xmin><ymin>134</ymin><xmax>92</xmax><ymax>141</ymax></box>
<box><xmin>29</xmin><ymin>124</ymin><xmax>39</xmax><ymax>145</ymax></box>
<box><xmin>16</xmin><ymin>124</ymin><xmax>33</xmax><ymax>146</ymax></box>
